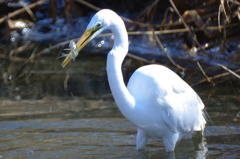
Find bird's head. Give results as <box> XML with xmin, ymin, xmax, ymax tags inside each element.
<box><xmin>62</xmin><ymin>9</ymin><xmax>116</xmax><ymax>68</ymax></box>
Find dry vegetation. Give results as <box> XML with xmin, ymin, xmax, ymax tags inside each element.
<box><xmin>0</xmin><ymin>0</ymin><xmax>240</xmax><ymax>87</ymax></box>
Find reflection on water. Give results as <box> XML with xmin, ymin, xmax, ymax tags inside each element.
<box><xmin>0</xmin><ymin>55</ymin><xmax>240</xmax><ymax>158</ymax></box>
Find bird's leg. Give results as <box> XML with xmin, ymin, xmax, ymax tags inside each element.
<box><xmin>136</xmin><ymin>128</ymin><xmax>148</xmax><ymax>151</ymax></box>
<box><xmin>162</xmin><ymin>133</ymin><xmax>179</xmax><ymax>152</ymax></box>
<box><xmin>165</xmin><ymin>151</ymin><xmax>175</xmax><ymax>159</ymax></box>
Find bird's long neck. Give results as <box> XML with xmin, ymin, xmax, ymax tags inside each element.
<box><xmin>106</xmin><ymin>20</ymin><xmax>135</xmax><ymax>117</ymax></box>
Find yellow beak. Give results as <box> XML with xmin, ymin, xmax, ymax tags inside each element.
<box><xmin>62</xmin><ymin>27</ymin><xmax>94</xmax><ymax>68</ymax></box>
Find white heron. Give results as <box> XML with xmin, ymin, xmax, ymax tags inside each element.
<box><xmin>62</xmin><ymin>9</ymin><xmax>206</xmax><ymax>152</ymax></box>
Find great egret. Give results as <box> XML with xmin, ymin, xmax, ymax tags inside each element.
<box><xmin>62</xmin><ymin>9</ymin><xmax>206</xmax><ymax>152</ymax></box>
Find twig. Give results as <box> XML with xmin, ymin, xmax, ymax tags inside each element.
<box><xmin>135</xmin><ymin>0</ymin><xmax>160</xmax><ymax>22</ymax></box>
<box><xmin>9</xmin><ymin>46</ymin><xmax>39</xmax><ymax>80</ymax></box>
<box><xmin>98</xmin><ymin>28</ymin><xmax>192</xmax><ymax>38</ymax></box>
<box><xmin>0</xmin><ymin>53</ymin><xmax>32</xmax><ymax>62</ymax></box>
<box><xmin>96</xmin><ymin>23</ymin><xmax>240</xmax><ymax>40</ymax></box>
<box><xmin>74</xmin><ymin>0</ymin><xmax>240</xmax><ymax>31</ymax></box>
<box><xmin>218</xmin><ymin>3</ymin><xmax>223</xmax><ymax>31</ymax></box>
<box><xmin>18</xmin><ymin>1</ymin><xmax>37</xmax><ymax>22</ymax></box>
<box><xmin>152</xmin><ymin>29</ymin><xmax>185</xmax><ymax>71</ymax></box>
<box><xmin>74</xmin><ymin>0</ymin><xmax>133</xmax><ymax>23</ymax></box>
<box><xmin>196</xmin><ymin>61</ymin><xmax>213</xmax><ymax>83</ymax></box>
<box><xmin>64</xmin><ymin>72</ymin><xmax>70</xmax><ymax>91</ymax></box>
<box><xmin>168</xmin><ymin>0</ymin><xmax>202</xmax><ymax>48</ymax></box>
<box><xmin>192</xmin><ymin>68</ymin><xmax>240</xmax><ymax>86</ymax></box>
<box><xmin>125</xmin><ymin>23</ymin><xmax>239</xmax><ymax>36</ymax></box>
<box><xmin>127</xmin><ymin>53</ymin><xmax>158</xmax><ymax>64</ymax></box>
<box><xmin>218</xmin><ymin>1</ymin><xmax>230</xmax><ymax>32</ymax></box>
<box><xmin>74</xmin><ymin>0</ymin><xmax>166</xmax><ymax>28</ymax></box>
<box><xmin>35</xmin><ymin>39</ymin><xmax>77</xmax><ymax>58</ymax></box>
<box><xmin>0</xmin><ymin>0</ymin><xmax>48</xmax><ymax>24</ymax></box>
<box><xmin>228</xmin><ymin>0</ymin><xmax>240</xmax><ymax>6</ymax></box>
<box><xmin>218</xmin><ymin>64</ymin><xmax>240</xmax><ymax>79</ymax></box>
<box><xmin>221</xmin><ymin>0</ymin><xmax>230</xmax><ymax>23</ymax></box>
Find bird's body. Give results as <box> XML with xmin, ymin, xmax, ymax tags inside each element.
<box><xmin>127</xmin><ymin>65</ymin><xmax>205</xmax><ymax>151</ymax></box>
<box><xmin>62</xmin><ymin>9</ymin><xmax>206</xmax><ymax>152</ymax></box>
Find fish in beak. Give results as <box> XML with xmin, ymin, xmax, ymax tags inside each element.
<box><xmin>62</xmin><ymin>24</ymin><xmax>102</xmax><ymax>68</ymax></box>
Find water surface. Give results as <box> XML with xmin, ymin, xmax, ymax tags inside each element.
<box><xmin>0</xmin><ymin>57</ymin><xmax>240</xmax><ymax>158</ymax></box>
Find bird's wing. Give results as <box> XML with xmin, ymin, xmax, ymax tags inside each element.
<box><xmin>127</xmin><ymin>65</ymin><xmax>206</xmax><ymax>133</ymax></box>
<box><xmin>158</xmin><ymin>80</ymin><xmax>205</xmax><ymax>133</ymax></box>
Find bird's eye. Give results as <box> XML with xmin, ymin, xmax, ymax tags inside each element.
<box><xmin>96</xmin><ymin>22</ymin><xmax>101</xmax><ymax>27</ymax></box>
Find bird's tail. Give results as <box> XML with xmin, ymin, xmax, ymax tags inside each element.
<box><xmin>203</xmin><ymin>109</ymin><xmax>214</xmax><ymax>126</ymax></box>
